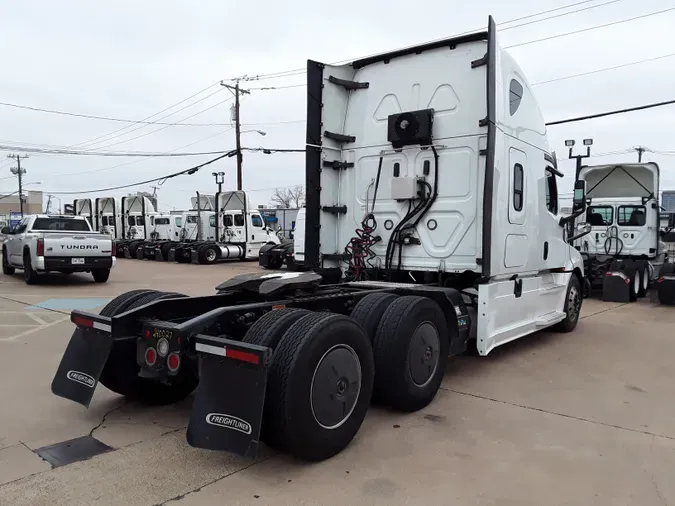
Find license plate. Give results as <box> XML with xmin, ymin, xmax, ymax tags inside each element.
<box><xmin>71</xmin><ymin>258</ymin><xmax>85</xmax><ymax>265</ymax></box>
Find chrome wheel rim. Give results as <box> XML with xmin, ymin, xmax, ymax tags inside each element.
<box><xmin>206</xmin><ymin>249</ymin><xmax>216</xmax><ymax>262</ymax></box>
<box><xmin>568</xmin><ymin>285</ymin><xmax>581</xmax><ymax>322</ymax></box>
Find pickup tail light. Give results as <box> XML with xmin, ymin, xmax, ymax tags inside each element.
<box><xmin>112</xmin><ymin>241</ymin><xmax>116</xmax><ymax>257</ymax></box>
<box><xmin>36</xmin><ymin>238</ymin><xmax>45</xmax><ymax>257</ymax></box>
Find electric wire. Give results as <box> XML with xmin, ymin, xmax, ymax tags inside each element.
<box><xmin>224</xmin><ymin>0</ymin><xmax>646</xmax><ymax>82</ymax></box>
<box><xmin>505</xmin><ymin>6</ymin><xmax>675</xmax><ymax>49</ymax></box>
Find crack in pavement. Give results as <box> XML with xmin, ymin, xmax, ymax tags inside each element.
<box><xmin>89</xmin><ymin>402</ymin><xmax>128</xmax><ymax>438</ymax></box>
<box><xmin>441</xmin><ymin>387</ymin><xmax>675</xmax><ymax>442</ymax></box>
<box><xmin>158</xmin><ymin>455</ymin><xmax>274</xmax><ymax>505</ymax></box>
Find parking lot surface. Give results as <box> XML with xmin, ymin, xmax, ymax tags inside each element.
<box><xmin>0</xmin><ymin>258</ymin><xmax>674</xmax><ymax>505</ymax></box>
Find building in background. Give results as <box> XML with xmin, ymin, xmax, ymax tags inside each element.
<box><xmin>662</xmin><ymin>191</ymin><xmax>675</xmax><ymax>213</ymax></box>
<box><xmin>0</xmin><ymin>190</ymin><xmax>43</xmax><ymax>217</ymax></box>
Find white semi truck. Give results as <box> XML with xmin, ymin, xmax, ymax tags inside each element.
<box><xmin>170</xmin><ymin>191</ymin><xmax>280</xmax><ymax>264</ymax></box>
<box><xmin>52</xmin><ymin>16</ymin><xmax>590</xmax><ymax>464</ymax></box>
<box><xmin>573</xmin><ymin>162</ymin><xmax>675</xmax><ymax>302</ymax></box>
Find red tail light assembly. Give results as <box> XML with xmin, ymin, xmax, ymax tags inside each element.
<box><xmin>37</xmin><ymin>238</ymin><xmax>45</xmax><ymax>256</ymax></box>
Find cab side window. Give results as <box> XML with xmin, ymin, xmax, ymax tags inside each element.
<box><xmin>234</xmin><ymin>214</ymin><xmax>244</xmax><ymax>227</ymax></box>
<box><xmin>545</xmin><ymin>170</ymin><xmax>558</xmax><ymax>214</ymax></box>
<box><xmin>251</xmin><ymin>214</ymin><xmax>263</xmax><ymax>228</ymax></box>
<box><xmin>513</xmin><ymin>163</ymin><xmax>524</xmax><ymax>211</ymax></box>
<box><xmin>224</xmin><ymin>215</ymin><xmax>233</xmax><ymax>227</ymax></box>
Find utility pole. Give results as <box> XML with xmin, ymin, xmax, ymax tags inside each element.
<box><xmin>565</xmin><ymin>138</ymin><xmax>593</xmax><ymax>180</ymax></box>
<box><xmin>220</xmin><ymin>80</ymin><xmax>250</xmax><ymax>190</ymax></box>
<box><xmin>7</xmin><ymin>154</ymin><xmax>28</xmax><ymax>215</ymax></box>
<box><xmin>635</xmin><ymin>146</ymin><xmax>646</xmax><ymax>162</ymax></box>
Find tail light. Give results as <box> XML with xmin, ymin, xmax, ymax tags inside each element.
<box><xmin>37</xmin><ymin>238</ymin><xmax>45</xmax><ymax>256</ymax></box>
<box><xmin>112</xmin><ymin>242</ymin><xmax>116</xmax><ymax>257</ymax></box>
<box><xmin>167</xmin><ymin>353</ymin><xmax>180</xmax><ymax>372</ymax></box>
<box><xmin>145</xmin><ymin>347</ymin><xmax>157</xmax><ymax>367</ymax></box>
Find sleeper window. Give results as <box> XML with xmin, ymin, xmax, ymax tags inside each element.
<box><xmin>545</xmin><ymin>171</ymin><xmax>558</xmax><ymax>215</ymax></box>
<box><xmin>509</xmin><ymin>79</ymin><xmax>523</xmax><ymax>116</ymax></box>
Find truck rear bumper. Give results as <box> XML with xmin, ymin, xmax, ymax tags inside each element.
<box><xmin>40</xmin><ymin>256</ymin><xmax>114</xmax><ymax>272</ymax></box>
<box><xmin>51</xmin><ymin>311</ymin><xmax>271</xmax><ymax>459</ymax></box>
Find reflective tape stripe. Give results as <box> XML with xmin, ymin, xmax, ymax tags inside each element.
<box><xmin>195</xmin><ymin>343</ymin><xmax>226</xmax><ymax>357</ymax></box>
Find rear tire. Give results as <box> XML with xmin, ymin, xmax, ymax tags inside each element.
<box><xmin>160</xmin><ymin>243</ymin><xmax>173</xmax><ymax>261</ymax></box>
<box><xmin>554</xmin><ymin>275</ymin><xmax>582</xmax><ymax>332</ymax></box>
<box><xmin>629</xmin><ymin>268</ymin><xmax>639</xmax><ymax>302</ymax></box>
<box><xmin>242</xmin><ymin>307</ymin><xmax>312</xmax><ymax>448</ymax></box>
<box><xmin>2</xmin><ymin>248</ymin><xmax>14</xmax><ymax>275</ymax></box>
<box><xmin>637</xmin><ymin>265</ymin><xmax>648</xmax><ymax>298</ymax></box>
<box><xmin>372</xmin><ymin>296</ymin><xmax>449</xmax><ymax>412</ymax></box>
<box><xmin>92</xmin><ymin>269</ymin><xmax>110</xmax><ymax>283</ymax></box>
<box><xmin>98</xmin><ymin>291</ymin><xmax>198</xmax><ymax>405</ymax></box>
<box><xmin>198</xmin><ymin>245</ymin><xmax>219</xmax><ymax>265</ymax></box>
<box><xmin>265</xmin><ymin>312</ymin><xmax>374</xmax><ymax>461</ymax></box>
<box><xmin>350</xmin><ymin>293</ymin><xmax>398</xmax><ymax>345</ymax></box>
<box><xmin>127</xmin><ymin>241</ymin><xmax>142</xmax><ymax>258</ymax></box>
<box><xmin>23</xmin><ymin>252</ymin><xmax>38</xmax><ymax>285</ymax></box>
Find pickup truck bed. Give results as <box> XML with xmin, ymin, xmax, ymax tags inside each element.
<box><xmin>2</xmin><ymin>214</ymin><xmax>115</xmax><ymax>284</ymax></box>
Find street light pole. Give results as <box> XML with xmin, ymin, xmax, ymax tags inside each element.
<box><xmin>565</xmin><ymin>138</ymin><xmax>593</xmax><ymax>181</ymax></box>
<box><xmin>212</xmin><ymin>172</ymin><xmax>225</xmax><ymax>193</ymax></box>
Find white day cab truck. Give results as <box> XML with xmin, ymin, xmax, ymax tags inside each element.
<box><xmin>51</xmin><ymin>17</ymin><xmax>590</xmax><ymax>462</ymax></box>
<box><xmin>169</xmin><ymin>190</ymin><xmax>281</xmax><ymax>265</ymax></box>
<box><xmin>2</xmin><ymin>215</ymin><xmax>115</xmax><ymax>284</ymax></box>
<box><xmin>573</xmin><ymin>162</ymin><xmax>675</xmax><ymax>304</ymax></box>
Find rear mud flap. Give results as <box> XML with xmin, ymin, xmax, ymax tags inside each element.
<box><xmin>657</xmin><ymin>277</ymin><xmax>675</xmax><ymax>305</ymax></box>
<box><xmin>186</xmin><ymin>351</ymin><xmax>268</xmax><ymax>459</ymax></box>
<box><xmin>135</xmin><ymin>248</ymin><xmax>144</xmax><ymax>260</ymax></box>
<box><xmin>51</xmin><ymin>328</ymin><xmax>113</xmax><ymax>408</ymax></box>
<box><xmin>168</xmin><ymin>248</ymin><xmax>176</xmax><ymax>262</ymax></box>
<box><xmin>191</xmin><ymin>249</ymin><xmax>199</xmax><ymax>264</ymax></box>
<box><xmin>602</xmin><ymin>272</ymin><xmax>631</xmax><ymax>302</ymax></box>
<box><xmin>154</xmin><ymin>249</ymin><xmax>164</xmax><ymax>261</ymax></box>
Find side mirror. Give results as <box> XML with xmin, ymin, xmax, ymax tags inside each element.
<box><xmin>572</xmin><ymin>180</ymin><xmax>586</xmax><ymax>213</ymax></box>
<box><xmin>1</xmin><ymin>227</ymin><xmax>10</xmax><ymax>235</ymax></box>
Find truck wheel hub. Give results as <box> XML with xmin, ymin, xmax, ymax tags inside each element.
<box><xmin>310</xmin><ymin>344</ymin><xmax>361</xmax><ymax>430</ymax></box>
<box><xmin>409</xmin><ymin>322</ymin><xmax>440</xmax><ymax>388</ymax></box>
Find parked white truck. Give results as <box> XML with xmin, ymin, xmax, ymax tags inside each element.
<box><xmin>52</xmin><ymin>16</ymin><xmax>589</xmax><ymax>464</ymax></box>
<box><xmin>573</xmin><ymin>162</ymin><xmax>675</xmax><ymax>302</ymax></box>
<box><xmin>2</xmin><ymin>215</ymin><xmax>115</xmax><ymax>284</ymax></box>
<box><xmin>171</xmin><ymin>191</ymin><xmax>281</xmax><ymax>264</ymax></box>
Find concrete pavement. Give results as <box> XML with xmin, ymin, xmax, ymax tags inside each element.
<box><xmin>0</xmin><ymin>258</ymin><xmax>673</xmax><ymax>505</ymax></box>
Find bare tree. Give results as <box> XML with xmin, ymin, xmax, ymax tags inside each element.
<box><xmin>270</xmin><ymin>185</ymin><xmax>305</xmax><ymax>208</ymax></box>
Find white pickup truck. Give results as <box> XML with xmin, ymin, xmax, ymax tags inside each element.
<box><xmin>1</xmin><ymin>214</ymin><xmax>115</xmax><ymax>284</ymax></box>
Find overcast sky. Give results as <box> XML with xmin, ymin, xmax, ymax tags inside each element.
<box><xmin>1</xmin><ymin>0</ymin><xmax>674</xmax><ymax>212</ymax></box>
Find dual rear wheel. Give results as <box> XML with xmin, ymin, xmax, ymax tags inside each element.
<box><xmin>243</xmin><ymin>294</ymin><xmax>451</xmax><ymax>461</ymax></box>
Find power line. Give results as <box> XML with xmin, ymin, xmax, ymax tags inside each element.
<box><xmin>83</xmin><ymin>97</ymin><xmax>234</xmax><ymax>152</ymax></box>
<box><xmin>530</xmin><ymin>51</ymin><xmax>675</xmax><ymax>86</ymax></box>
<box><xmin>45</xmin><ymin>151</ymin><xmax>237</xmax><ymax>195</ymax></box>
<box><xmin>505</xmin><ymin>6</ymin><xmax>675</xmax><ymax>49</ymax></box>
<box><xmin>0</xmin><ymin>100</ymin><xmax>231</xmax><ymax>127</ymax></box>
<box><xmin>499</xmin><ymin>0</ymin><xmax>626</xmax><ymax>32</ymax></box>
<box><xmin>50</xmin><ymin>127</ymin><xmax>234</xmax><ymax>178</ymax></box>
<box><xmin>545</xmin><ymin>98</ymin><xmax>675</xmax><ymax>125</ymax></box>
<box><xmin>0</xmin><ymin>144</ymin><xmax>235</xmax><ymax>157</ymax></box>
<box><xmin>224</xmin><ymin>0</ymin><xmax>635</xmax><ymax>82</ymax></box>
<box><xmin>73</xmin><ymin>83</ymin><xmax>225</xmax><ymax>149</ymax></box>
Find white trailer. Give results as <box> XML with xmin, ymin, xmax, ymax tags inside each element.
<box><xmin>52</xmin><ymin>17</ymin><xmax>590</xmax><ymax>464</ymax></box>
<box><xmin>573</xmin><ymin>162</ymin><xmax>674</xmax><ymax>302</ymax></box>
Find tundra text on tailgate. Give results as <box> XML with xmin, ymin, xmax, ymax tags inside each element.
<box><xmin>1</xmin><ymin>214</ymin><xmax>116</xmax><ymax>285</ymax></box>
